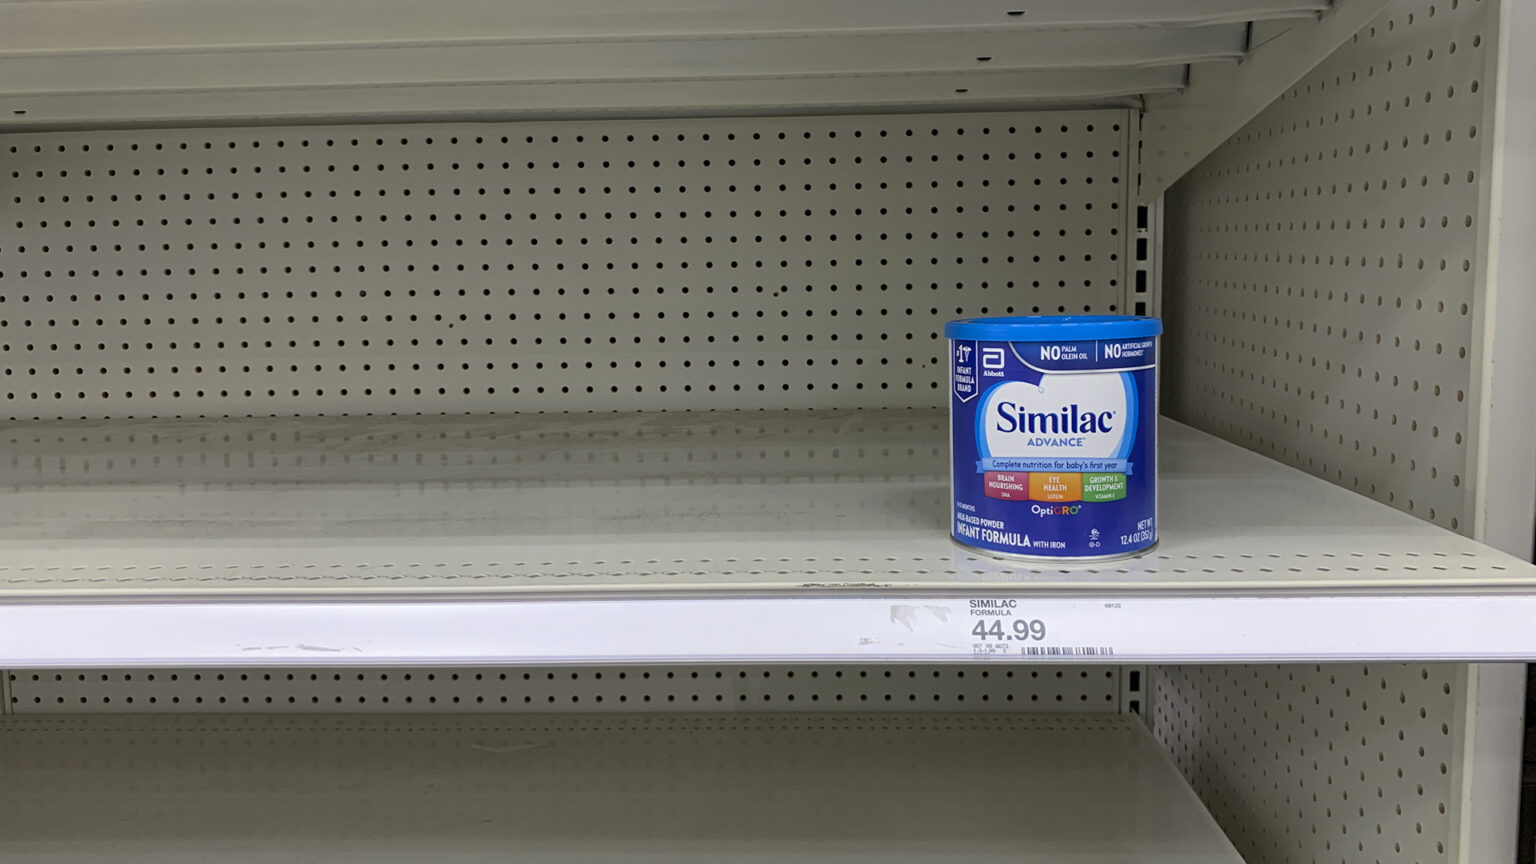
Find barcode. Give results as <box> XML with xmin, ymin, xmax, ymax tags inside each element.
<box><xmin>1022</xmin><ymin>646</ymin><xmax>1114</xmax><ymax>656</ymax></box>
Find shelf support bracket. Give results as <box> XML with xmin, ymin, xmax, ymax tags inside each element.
<box><xmin>1137</xmin><ymin>0</ymin><xmax>1389</xmax><ymax>200</ymax></box>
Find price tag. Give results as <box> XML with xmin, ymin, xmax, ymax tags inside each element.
<box><xmin>961</xmin><ymin>598</ymin><xmax>1116</xmax><ymax>658</ymax></box>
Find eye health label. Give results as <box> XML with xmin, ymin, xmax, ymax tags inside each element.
<box><xmin>946</xmin><ymin>316</ymin><xmax>1161</xmax><ymax>561</ymax></box>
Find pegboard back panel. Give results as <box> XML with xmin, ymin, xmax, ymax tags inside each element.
<box><xmin>5</xmin><ymin>665</ymin><xmax>1124</xmax><ymax>714</ymax></box>
<box><xmin>0</xmin><ymin>111</ymin><xmax>1130</xmax><ymax>419</ymax></box>
<box><xmin>1152</xmin><ymin>664</ymin><xmax>1459</xmax><ymax>864</ymax></box>
<box><xmin>1161</xmin><ymin>0</ymin><xmax>1494</xmax><ymax>534</ymax></box>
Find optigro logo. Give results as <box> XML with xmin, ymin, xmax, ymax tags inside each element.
<box><xmin>1031</xmin><ymin>504</ymin><xmax>1081</xmax><ymax>516</ymax></box>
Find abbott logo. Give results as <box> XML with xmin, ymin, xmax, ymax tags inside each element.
<box><xmin>981</xmin><ymin>347</ymin><xmax>1006</xmax><ymax>369</ymax></box>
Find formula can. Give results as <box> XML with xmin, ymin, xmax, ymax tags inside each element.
<box><xmin>945</xmin><ymin>315</ymin><xmax>1162</xmax><ymax>561</ymax></box>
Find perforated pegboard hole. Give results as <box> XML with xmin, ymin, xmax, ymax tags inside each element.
<box><xmin>6</xmin><ymin>665</ymin><xmax>1124</xmax><ymax>715</ymax></box>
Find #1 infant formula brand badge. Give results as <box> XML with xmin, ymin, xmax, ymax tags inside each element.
<box><xmin>952</xmin><ymin>341</ymin><xmax>978</xmax><ymax>402</ymax></box>
<box><xmin>945</xmin><ymin>316</ymin><xmax>1161</xmax><ymax>561</ymax></box>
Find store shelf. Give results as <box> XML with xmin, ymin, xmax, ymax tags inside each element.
<box><xmin>0</xmin><ymin>0</ymin><xmax>1329</xmax><ymax>126</ymax></box>
<box><xmin>0</xmin><ymin>713</ymin><xmax>1241</xmax><ymax>864</ymax></box>
<box><xmin>1</xmin><ymin>409</ymin><xmax>1534</xmax><ymax>666</ymax></box>
<box><xmin>3</xmin><ymin>408</ymin><xmax>1529</xmax><ymax>594</ymax></box>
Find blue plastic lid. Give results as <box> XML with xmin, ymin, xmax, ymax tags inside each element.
<box><xmin>945</xmin><ymin>315</ymin><xmax>1162</xmax><ymax>341</ymax></box>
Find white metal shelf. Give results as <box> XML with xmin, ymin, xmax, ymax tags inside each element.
<box><xmin>0</xmin><ymin>712</ymin><xmax>1242</xmax><ymax>864</ymax></box>
<box><xmin>0</xmin><ymin>411</ymin><xmax>1533</xmax><ymax>666</ymax></box>
<box><xmin>3</xmin><ymin>410</ymin><xmax>1528</xmax><ymax>594</ymax></box>
<box><xmin>0</xmin><ymin>0</ymin><xmax>1330</xmax><ymax>127</ymax></box>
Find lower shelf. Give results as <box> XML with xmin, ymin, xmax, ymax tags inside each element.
<box><xmin>0</xmin><ymin>713</ymin><xmax>1241</xmax><ymax>864</ymax></box>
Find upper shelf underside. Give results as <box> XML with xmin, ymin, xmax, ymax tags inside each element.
<box><xmin>0</xmin><ymin>0</ymin><xmax>1332</xmax><ymax>128</ymax></box>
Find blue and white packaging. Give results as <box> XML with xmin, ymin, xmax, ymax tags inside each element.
<box><xmin>945</xmin><ymin>315</ymin><xmax>1162</xmax><ymax>561</ymax></box>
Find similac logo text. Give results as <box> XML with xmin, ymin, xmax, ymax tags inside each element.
<box><xmin>994</xmin><ymin>403</ymin><xmax>1114</xmax><ymax>435</ymax></box>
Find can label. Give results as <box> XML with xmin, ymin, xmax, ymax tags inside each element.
<box><xmin>950</xmin><ymin>336</ymin><xmax>1157</xmax><ymax>559</ymax></box>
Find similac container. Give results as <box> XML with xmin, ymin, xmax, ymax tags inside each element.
<box><xmin>945</xmin><ymin>315</ymin><xmax>1162</xmax><ymax>561</ymax></box>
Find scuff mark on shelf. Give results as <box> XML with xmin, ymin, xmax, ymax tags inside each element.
<box><xmin>236</xmin><ymin>643</ymin><xmax>356</xmax><ymax>653</ymax></box>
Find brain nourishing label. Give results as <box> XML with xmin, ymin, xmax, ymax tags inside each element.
<box><xmin>945</xmin><ymin>315</ymin><xmax>1162</xmax><ymax>561</ymax></box>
